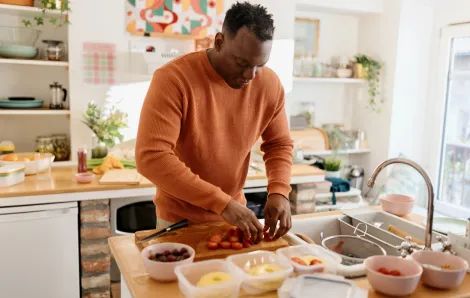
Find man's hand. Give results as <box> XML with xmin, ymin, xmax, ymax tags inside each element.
<box><xmin>221</xmin><ymin>200</ymin><xmax>264</xmax><ymax>243</ymax></box>
<box><xmin>264</xmin><ymin>194</ymin><xmax>292</xmax><ymax>240</ymax></box>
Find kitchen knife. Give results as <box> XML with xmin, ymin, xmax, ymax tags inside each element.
<box><xmin>137</xmin><ymin>219</ymin><xmax>189</xmax><ymax>243</ymax></box>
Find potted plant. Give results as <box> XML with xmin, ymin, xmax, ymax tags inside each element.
<box><xmin>324</xmin><ymin>156</ymin><xmax>342</xmax><ymax>178</ymax></box>
<box><xmin>22</xmin><ymin>0</ymin><xmax>71</xmax><ymax>27</ymax></box>
<box><xmin>82</xmin><ymin>102</ymin><xmax>128</xmax><ymax>158</ymax></box>
<box><xmin>355</xmin><ymin>54</ymin><xmax>383</xmax><ymax>112</ymax></box>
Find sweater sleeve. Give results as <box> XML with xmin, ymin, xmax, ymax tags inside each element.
<box><xmin>135</xmin><ymin>69</ymin><xmax>231</xmax><ymax>215</ymax></box>
<box><xmin>260</xmin><ymin>83</ymin><xmax>294</xmax><ymax>199</ymax></box>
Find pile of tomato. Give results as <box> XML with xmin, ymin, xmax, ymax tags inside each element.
<box><xmin>206</xmin><ymin>227</ymin><xmax>273</xmax><ymax>250</ymax></box>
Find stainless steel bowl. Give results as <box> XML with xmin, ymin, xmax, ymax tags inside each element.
<box><xmin>322</xmin><ymin>235</ymin><xmax>387</xmax><ymax>265</ymax></box>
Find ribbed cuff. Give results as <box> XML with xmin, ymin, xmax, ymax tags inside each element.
<box><xmin>211</xmin><ymin>191</ymin><xmax>232</xmax><ymax>215</ymax></box>
<box><xmin>267</xmin><ymin>182</ymin><xmax>291</xmax><ymax>200</ymax></box>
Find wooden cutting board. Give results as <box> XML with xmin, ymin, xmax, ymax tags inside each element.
<box><xmin>99</xmin><ymin>169</ymin><xmax>142</xmax><ymax>185</ymax></box>
<box><xmin>135</xmin><ymin>221</ymin><xmax>289</xmax><ymax>261</ymax></box>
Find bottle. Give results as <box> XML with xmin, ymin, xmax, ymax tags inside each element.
<box><xmin>77</xmin><ymin>148</ymin><xmax>88</xmax><ymax>173</ymax></box>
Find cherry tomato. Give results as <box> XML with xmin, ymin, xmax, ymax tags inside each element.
<box><xmin>310</xmin><ymin>259</ymin><xmax>323</xmax><ymax>266</ymax></box>
<box><xmin>377</xmin><ymin>267</ymin><xmax>389</xmax><ymax>275</ymax></box>
<box><xmin>207</xmin><ymin>242</ymin><xmax>219</xmax><ymax>250</ymax></box>
<box><xmin>219</xmin><ymin>241</ymin><xmax>231</xmax><ymax>249</ymax></box>
<box><xmin>228</xmin><ymin>236</ymin><xmax>240</xmax><ymax>243</ymax></box>
<box><xmin>209</xmin><ymin>234</ymin><xmax>222</xmax><ymax>243</ymax></box>
<box><xmin>242</xmin><ymin>239</ymin><xmax>252</xmax><ymax>248</ymax></box>
<box><xmin>389</xmin><ymin>270</ymin><xmax>402</xmax><ymax>276</ymax></box>
<box><xmin>231</xmin><ymin>242</ymin><xmax>243</xmax><ymax>250</ymax></box>
<box><xmin>263</xmin><ymin>231</ymin><xmax>272</xmax><ymax>242</ymax></box>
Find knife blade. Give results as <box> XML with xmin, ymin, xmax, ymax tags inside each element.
<box><xmin>137</xmin><ymin>219</ymin><xmax>189</xmax><ymax>243</ymax></box>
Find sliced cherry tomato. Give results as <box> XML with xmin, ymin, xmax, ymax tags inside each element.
<box><xmin>389</xmin><ymin>270</ymin><xmax>402</xmax><ymax>276</ymax></box>
<box><xmin>207</xmin><ymin>242</ymin><xmax>219</xmax><ymax>250</ymax></box>
<box><xmin>209</xmin><ymin>234</ymin><xmax>222</xmax><ymax>243</ymax></box>
<box><xmin>219</xmin><ymin>241</ymin><xmax>231</xmax><ymax>249</ymax></box>
<box><xmin>377</xmin><ymin>267</ymin><xmax>389</xmax><ymax>275</ymax></box>
<box><xmin>231</xmin><ymin>242</ymin><xmax>243</xmax><ymax>250</ymax></box>
<box><xmin>242</xmin><ymin>239</ymin><xmax>252</xmax><ymax>248</ymax></box>
<box><xmin>228</xmin><ymin>236</ymin><xmax>240</xmax><ymax>243</ymax></box>
<box><xmin>263</xmin><ymin>231</ymin><xmax>272</xmax><ymax>242</ymax></box>
<box><xmin>291</xmin><ymin>257</ymin><xmax>307</xmax><ymax>266</ymax></box>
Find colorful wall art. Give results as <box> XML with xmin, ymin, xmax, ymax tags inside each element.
<box><xmin>82</xmin><ymin>43</ymin><xmax>116</xmax><ymax>85</ymax></box>
<box><xmin>126</xmin><ymin>0</ymin><xmax>225</xmax><ymax>38</ymax></box>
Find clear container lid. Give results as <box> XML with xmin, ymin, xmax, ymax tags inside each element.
<box><xmin>290</xmin><ymin>274</ymin><xmax>357</xmax><ymax>298</ymax></box>
<box><xmin>276</xmin><ymin>244</ymin><xmax>341</xmax><ymax>275</ymax></box>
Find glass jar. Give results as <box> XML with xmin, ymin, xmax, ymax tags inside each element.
<box><xmin>35</xmin><ymin>136</ymin><xmax>55</xmax><ymax>154</ymax></box>
<box><xmin>300</xmin><ymin>102</ymin><xmax>316</xmax><ymax>128</ymax></box>
<box><xmin>301</xmin><ymin>56</ymin><xmax>314</xmax><ymax>77</ymax></box>
<box><xmin>52</xmin><ymin>134</ymin><xmax>70</xmax><ymax>161</ymax></box>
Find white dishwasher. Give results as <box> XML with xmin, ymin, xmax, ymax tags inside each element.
<box><xmin>0</xmin><ymin>202</ymin><xmax>80</xmax><ymax>298</ymax></box>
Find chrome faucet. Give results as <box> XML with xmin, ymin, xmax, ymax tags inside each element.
<box><xmin>367</xmin><ymin>158</ymin><xmax>434</xmax><ymax>250</ymax></box>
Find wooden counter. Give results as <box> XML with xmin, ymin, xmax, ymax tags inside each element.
<box><xmin>109</xmin><ymin>209</ymin><xmax>470</xmax><ymax>298</ymax></box>
<box><xmin>0</xmin><ymin>164</ymin><xmax>323</xmax><ymax>199</ymax></box>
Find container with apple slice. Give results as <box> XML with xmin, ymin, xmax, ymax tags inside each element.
<box><xmin>277</xmin><ymin>244</ymin><xmax>342</xmax><ymax>275</ymax></box>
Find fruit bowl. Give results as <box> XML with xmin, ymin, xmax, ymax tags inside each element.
<box><xmin>141</xmin><ymin>242</ymin><xmax>195</xmax><ymax>282</ymax></box>
<box><xmin>226</xmin><ymin>251</ymin><xmax>293</xmax><ymax>295</ymax></box>
<box><xmin>364</xmin><ymin>255</ymin><xmax>422</xmax><ymax>296</ymax></box>
<box><xmin>0</xmin><ymin>152</ymin><xmax>54</xmax><ymax>175</ymax></box>
<box><xmin>411</xmin><ymin>250</ymin><xmax>468</xmax><ymax>289</ymax></box>
<box><xmin>175</xmin><ymin>259</ymin><xmax>241</xmax><ymax>298</ymax></box>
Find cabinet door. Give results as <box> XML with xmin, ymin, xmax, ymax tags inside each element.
<box><xmin>0</xmin><ymin>207</ymin><xmax>80</xmax><ymax>298</ymax></box>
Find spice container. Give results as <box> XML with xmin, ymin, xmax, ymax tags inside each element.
<box><xmin>0</xmin><ymin>140</ymin><xmax>15</xmax><ymax>155</ymax></box>
<box><xmin>77</xmin><ymin>148</ymin><xmax>87</xmax><ymax>173</ymax></box>
<box><xmin>52</xmin><ymin>134</ymin><xmax>70</xmax><ymax>161</ymax></box>
<box><xmin>35</xmin><ymin>136</ymin><xmax>54</xmax><ymax>154</ymax></box>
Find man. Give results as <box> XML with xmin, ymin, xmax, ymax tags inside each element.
<box><xmin>136</xmin><ymin>2</ymin><xmax>293</xmax><ymax>243</ymax></box>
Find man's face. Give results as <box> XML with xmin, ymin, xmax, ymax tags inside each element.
<box><xmin>215</xmin><ymin>27</ymin><xmax>273</xmax><ymax>89</ymax></box>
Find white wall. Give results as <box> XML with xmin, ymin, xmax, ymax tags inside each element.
<box><xmin>296</xmin><ymin>0</ymin><xmax>383</xmax><ymax>15</ymax></box>
<box><xmin>287</xmin><ymin>11</ymin><xmax>360</xmax><ymax>128</ymax></box>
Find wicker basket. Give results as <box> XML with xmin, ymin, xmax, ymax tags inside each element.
<box><xmin>0</xmin><ymin>0</ymin><xmax>34</xmax><ymax>6</ymax></box>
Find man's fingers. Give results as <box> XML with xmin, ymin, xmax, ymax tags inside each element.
<box><xmin>274</xmin><ymin>212</ymin><xmax>289</xmax><ymax>240</ymax></box>
<box><xmin>239</xmin><ymin>222</ymin><xmax>251</xmax><ymax>241</ymax></box>
<box><xmin>250</xmin><ymin>215</ymin><xmax>263</xmax><ymax>244</ymax></box>
<box><xmin>247</xmin><ymin>222</ymin><xmax>259</xmax><ymax>243</ymax></box>
<box><xmin>268</xmin><ymin>212</ymin><xmax>279</xmax><ymax>238</ymax></box>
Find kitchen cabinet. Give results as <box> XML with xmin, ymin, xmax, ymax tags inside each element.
<box><xmin>0</xmin><ymin>202</ymin><xmax>80</xmax><ymax>298</ymax></box>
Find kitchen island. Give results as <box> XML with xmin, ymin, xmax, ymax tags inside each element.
<box><xmin>0</xmin><ymin>163</ymin><xmax>324</xmax><ymax>298</ymax></box>
<box><xmin>109</xmin><ymin>209</ymin><xmax>470</xmax><ymax>298</ymax></box>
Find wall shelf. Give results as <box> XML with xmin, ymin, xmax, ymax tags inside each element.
<box><xmin>0</xmin><ymin>58</ymin><xmax>69</xmax><ymax>67</ymax></box>
<box><xmin>293</xmin><ymin>77</ymin><xmax>365</xmax><ymax>84</ymax></box>
<box><xmin>0</xmin><ymin>3</ymin><xmax>62</xmax><ymax>17</ymax></box>
<box><xmin>302</xmin><ymin>148</ymin><xmax>371</xmax><ymax>156</ymax></box>
<box><xmin>0</xmin><ymin>108</ymin><xmax>70</xmax><ymax>116</ymax></box>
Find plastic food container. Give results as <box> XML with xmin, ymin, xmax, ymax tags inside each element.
<box><xmin>277</xmin><ymin>244</ymin><xmax>341</xmax><ymax>275</ymax></box>
<box><xmin>226</xmin><ymin>251</ymin><xmax>293</xmax><ymax>295</ymax></box>
<box><xmin>0</xmin><ymin>152</ymin><xmax>54</xmax><ymax>175</ymax></box>
<box><xmin>175</xmin><ymin>259</ymin><xmax>241</xmax><ymax>298</ymax></box>
<box><xmin>0</xmin><ymin>165</ymin><xmax>25</xmax><ymax>187</ymax></box>
<box><xmin>0</xmin><ymin>140</ymin><xmax>15</xmax><ymax>155</ymax></box>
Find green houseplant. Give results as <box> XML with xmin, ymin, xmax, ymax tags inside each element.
<box><xmin>355</xmin><ymin>54</ymin><xmax>383</xmax><ymax>112</ymax></box>
<box><xmin>22</xmin><ymin>0</ymin><xmax>71</xmax><ymax>27</ymax></box>
<box><xmin>324</xmin><ymin>156</ymin><xmax>342</xmax><ymax>178</ymax></box>
<box><xmin>82</xmin><ymin>102</ymin><xmax>128</xmax><ymax>158</ymax></box>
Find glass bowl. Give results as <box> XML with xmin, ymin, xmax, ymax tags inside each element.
<box><xmin>0</xmin><ymin>26</ymin><xmax>40</xmax><ymax>46</ymax></box>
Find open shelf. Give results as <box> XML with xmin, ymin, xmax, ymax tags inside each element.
<box><xmin>302</xmin><ymin>148</ymin><xmax>371</xmax><ymax>156</ymax></box>
<box><xmin>293</xmin><ymin>77</ymin><xmax>365</xmax><ymax>84</ymax></box>
<box><xmin>0</xmin><ymin>108</ymin><xmax>70</xmax><ymax>115</ymax></box>
<box><xmin>315</xmin><ymin>187</ymin><xmax>362</xmax><ymax>203</ymax></box>
<box><xmin>0</xmin><ymin>58</ymin><xmax>69</xmax><ymax>67</ymax></box>
<box><xmin>0</xmin><ymin>3</ymin><xmax>62</xmax><ymax>17</ymax></box>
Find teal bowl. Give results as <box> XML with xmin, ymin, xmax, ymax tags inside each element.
<box><xmin>0</xmin><ymin>44</ymin><xmax>38</xmax><ymax>59</ymax></box>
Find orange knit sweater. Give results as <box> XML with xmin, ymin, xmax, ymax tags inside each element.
<box><xmin>136</xmin><ymin>51</ymin><xmax>293</xmax><ymax>223</ymax></box>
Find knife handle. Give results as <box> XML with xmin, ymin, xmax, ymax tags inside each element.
<box><xmin>166</xmin><ymin>219</ymin><xmax>189</xmax><ymax>232</ymax></box>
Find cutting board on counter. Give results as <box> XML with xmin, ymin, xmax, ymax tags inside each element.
<box><xmin>99</xmin><ymin>169</ymin><xmax>142</xmax><ymax>185</ymax></box>
<box><xmin>135</xmin><ymin>221</ymin><xmax>289</xmax><ymax>261</ymax></box>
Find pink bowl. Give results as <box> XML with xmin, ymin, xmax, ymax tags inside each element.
<box><xmin>411</xmin><ymin>250</ymin><xmax>468</xmax><ymax>289</ymax></box>
<box><xmin>364</xmin><ymin>255</ymin><xmax>422</xmax><ymax>296</ymax></box>
<box><xmin>380</xmin><ymin>194</ymin><xmax>414</xmax><ymax>217</ymax></box>
<box><xmin>75</xmin><ymin>172</ymin><xmax>95</xmax><ymax>184</ymax></box>
<box><xmin>141</xmin><ymin>242</ymin><xmax>195</xmax><ymax>282</ymax></box>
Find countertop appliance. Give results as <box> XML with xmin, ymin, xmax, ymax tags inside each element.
<box><xmin>0</xmin><ymin>202</ymin><xmax>80</xmax><ymax>298</ymax></box>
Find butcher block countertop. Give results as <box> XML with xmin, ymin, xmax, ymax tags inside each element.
<box><xmin>109</xmin><ymin>209</ymin><xmax>470</xmax><ymax>298</ymax></box>
<box><xmin>0</xmin><ymin>164</ymin><xmax>323</xmax><ymax>199</ymax></box>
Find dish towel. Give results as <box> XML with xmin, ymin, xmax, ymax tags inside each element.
<box><xmin>326</xmin><ymin>177</ymin><xmax>351</xmax><ymax>205</ymax></box>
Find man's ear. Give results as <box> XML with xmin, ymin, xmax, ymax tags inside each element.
<box><xmin>214</xmin><ymin>32</ymin><xmax>224</xmax><ymax>52</ymax></box>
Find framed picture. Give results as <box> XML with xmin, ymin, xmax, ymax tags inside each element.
<box><xmin>294</xmin><ymin>18</ymin><xmax>320</xmax><ymax>58</ymax></box>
